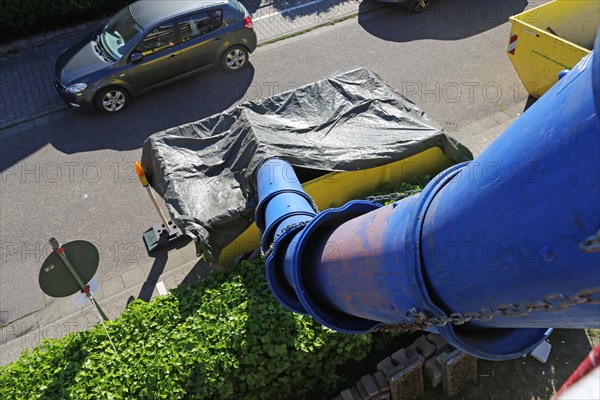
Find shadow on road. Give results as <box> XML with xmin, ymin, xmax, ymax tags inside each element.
<box><xmin>135</xmin><ymin>235</ymin><xmax>193</xmax><ymax>302</ymax></box>
<box><xmin>443</xmin><ymin>329</ymin><xmax>594</xmax><ymax>400</ymax></box>
<box><xmin>137</xmin><ymin>253</ymin><xmax>168</xmax><ymax>302</ymax></box>
<box><xmin>0</xmin><ymin>65</ymin><xmax>255</xmax><ymax>171</ymax></box>
<box><xmin>240</xmin><ymin>0</ymin><xmax>352</xmax><ymax>19</ymax></box>
<box><xmin>358</xmin><ymin>0</ymin><xmax>527</xmax><ymax>42</ymax></box>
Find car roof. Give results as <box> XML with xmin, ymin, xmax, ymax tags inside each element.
<box><xmin>130</xmin><ymin>0</ymin><xmax>230</xmax><ymax>28</ymax></box>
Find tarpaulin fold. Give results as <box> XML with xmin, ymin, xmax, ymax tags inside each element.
<box><xmin>141</xmin><ymin>68</ymin><xmax>473</xmax><ymax>261</ymax></box>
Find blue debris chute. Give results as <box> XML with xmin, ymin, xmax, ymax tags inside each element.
<box><xmin>255</xmin><ymin>35</ymin><xmax>600</xmax><ymax>361</ymax></box>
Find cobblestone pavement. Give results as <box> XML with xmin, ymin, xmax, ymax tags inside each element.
<box><xmin>0</xmin><ymin>0</ymin><xmax>370</xmax><ymax>131</ymax></box>
<box><xmin>0</xmin><ymin>35</ymin><xmax>77</xmax><ymax>128</ymax></box>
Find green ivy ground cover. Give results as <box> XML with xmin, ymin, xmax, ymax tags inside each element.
<box><xmin>0</xmin><ymin>259</ymin><xmax>377</xmax><ymax>399</ymax></box>
<box><xmin>370</xmin><ymin>178</ymin><xmax>429</xmax><ymax>205</ymax></box>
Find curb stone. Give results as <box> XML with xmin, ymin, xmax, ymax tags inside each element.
<box><xmin>448</xmin><ymin>98</ymin><xmax>527</xmax><ymax>156</ymax></box>
<box><xmin>0</xmin><ymin>241</ymin><xmax>222</xmax><ymax>366</ymax></box>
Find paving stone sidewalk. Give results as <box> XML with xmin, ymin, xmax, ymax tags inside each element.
<box><xmin>448</xmin><ymin>99</ymin><xmax>527</xmax><ymax>156</ymax></box>
<box><xmin>0</xmin><ymin>0</ymin><xmax>371</xmax><ymax>133</ymax></box>
<box><xmin>0</xmin><ymin>98</ymin><xmax>527</xmax><ymax>366</ymax></box>
<box><xmin>0</xmin><ymin>242</ymin><xmax>223</xmax><ymax>366</ymax></box>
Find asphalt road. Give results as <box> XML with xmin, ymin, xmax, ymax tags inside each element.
<box><xmin>0</xmin><ymin>0</ymin><xmax>541</xmax><ymax>324</ymax></box>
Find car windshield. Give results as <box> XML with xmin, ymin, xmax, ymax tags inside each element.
<box><xmin>99</xmin><ymin>6</ymin><xmax>144</xmax><ymax>60</ymax></box>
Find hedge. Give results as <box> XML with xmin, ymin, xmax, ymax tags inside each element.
<box><xmin>0</xmin><ymin>0</ymin><xmax>132</xmax><ymax>44</ymax></box>
<box><xmin>0</xmin><ymin>258</ymin><xmax>379</xmax><ymax>399</ymax></box>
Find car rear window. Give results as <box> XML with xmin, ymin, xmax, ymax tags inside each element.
<box><xmin>178</xmin><ymin>10</ymin><xmax>223</xmax><ymax>42</ymax></box>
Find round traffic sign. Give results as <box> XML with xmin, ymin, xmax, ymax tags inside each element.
<box><xmin>39</xmin><ymin>240</ymin><xmax>99</xmax><ymax>298</ymax></box>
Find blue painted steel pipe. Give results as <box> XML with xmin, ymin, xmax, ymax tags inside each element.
<box><xmin>256</xmin><ymin>159</ymin><xmax>317</xmax><ymax>314</ymax></box>
<box><xmin>255</xmin><ymin>37</ymin><xmax>600</xmax><ymax>360</ymax></box>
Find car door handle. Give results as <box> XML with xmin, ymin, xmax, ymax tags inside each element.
<box><xmin>169</xmin><ymin>53</ymin><xmax>178</xmax><ymax>59</ymax></box>
<box><xmin>214</xmin><ymin>37</ymin><xmax>221</xmax><ymax>42</ymax></box>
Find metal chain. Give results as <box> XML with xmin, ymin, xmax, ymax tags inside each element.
<box><xmin>309</xmin><ymin>199</ymin><xmax>320</xmax><ymax>214</ymax></box>
<box><xmin>261</xmin><ymin>189</ymin><xmax>416</xmax><ymax>259</ymax></box>
<box><xmin>261</xmin><ymin>221</ymin><xmax>310</xmax><ymax>259</ymax></box>
<box><xmin>259</xmin><ymin>196</ymin><xmax>318</xmax><ymax>260</ymax></box>
<box><xmin>364</xmin><ymin>192</ymin><xmax>600</xmax><ymax>329</ymax></box>
<box><xmin>261</xmin><ymin>191</ymin><xmax>598</xmax><ymax>329</ymax></box>
<box><xmin>366</xmin><ymin>189</ymin><xmax>422</xmax><ymax>204</ymax></box>
<box><xmin>406</xmin><ymin>287</ymin><xmax>600</xmax><ymax>329</ymax></box>
<box><xmin>580</xmin><ymin>229</ymin><xmax>600</xmax><ymax>253</ymax></box>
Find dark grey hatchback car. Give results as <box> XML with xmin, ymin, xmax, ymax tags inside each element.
<box><xmin>54</xmin><ymin>0</ymin><xmax>257</xmax><ymax>113</ymax></box>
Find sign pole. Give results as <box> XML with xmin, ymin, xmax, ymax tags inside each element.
<box><xmin>40</xmin><ymin>238</ymin><xmax>117</xmax><ymax>352</ymax></box>
<box><xmin>48</xmin><ymin>238</ymin><xmax>109</xmax><ymax>321</ymax></box>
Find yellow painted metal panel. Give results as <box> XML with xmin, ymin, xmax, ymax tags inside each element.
<box><xmin>218</xmin><ymin>147</ymin><xmax>454</xmax><ymax>267</ymax></box>
<box><xmin>507</xmin><ymin>0</ymin><xmax>598</xmax><ymax>98</ymax></box>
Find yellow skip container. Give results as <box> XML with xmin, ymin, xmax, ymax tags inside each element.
<box><xmin>507</xmin><ymin>0</ymin><xmax>599</xmax><ymax>98</ymax></box>
<box><xmin>218</xmin><ymin>146</ymin><xmax>456</xmax><ymax>267</ymax></box>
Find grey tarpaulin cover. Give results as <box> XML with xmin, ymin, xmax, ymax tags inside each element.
<box><xmin>141</xmin><ymin>68</ymin><xmax>473</xmax><ymax>261</ymax></box>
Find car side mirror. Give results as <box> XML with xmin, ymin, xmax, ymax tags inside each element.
<box><xmin>130</xmin><ymin>52</ymin><xmax>144</xmax><ymax>63</ymax></box>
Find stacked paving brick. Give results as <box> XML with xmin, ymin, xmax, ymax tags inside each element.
<box><xmin>333</xmin><ymin>333</ymin><xmax>478</xmax><ymax>400</ymax></box>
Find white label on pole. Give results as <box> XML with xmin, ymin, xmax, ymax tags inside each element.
<box><xmin>156</xmin><ymin>281</ymin><xmax>169</xmax><ymax>296</ymax></box>
<box><xmin>72</xmin><ymin>278</ymin><xmax>99</xmax><ymax>309</ymax></box>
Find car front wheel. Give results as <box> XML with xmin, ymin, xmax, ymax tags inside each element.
<box><xmin>221</xmin><ymin>46</ymin><xmax>249</xmax><ymax>72</ymax></box>
<box><xmin>408</xmin><ymin>0</ymin><xmax>430</xmax><ymax>13</ymax></box>
<box><xmin>95</xmin><ymin>87</ymin><xmax>130</xmax><ymax>114</ymax></box>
